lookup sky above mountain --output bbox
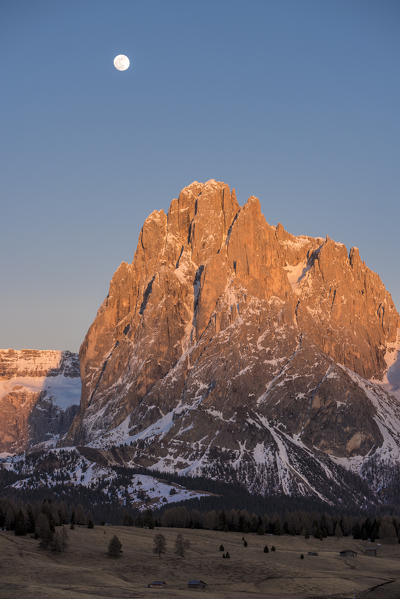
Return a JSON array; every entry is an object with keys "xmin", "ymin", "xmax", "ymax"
[{"xmin": 1, "ymin": 0, "xmax": 399, "ymax": 351}]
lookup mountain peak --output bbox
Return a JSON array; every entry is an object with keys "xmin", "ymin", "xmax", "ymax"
[{"xmin": 65, "ymin": 181, "xmax": 399, "ymax": 504}]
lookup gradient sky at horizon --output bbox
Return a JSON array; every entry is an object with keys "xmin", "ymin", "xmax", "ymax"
[{"xmin": 1, "ymin": 0, "xmax": 399, "ymax": 352}]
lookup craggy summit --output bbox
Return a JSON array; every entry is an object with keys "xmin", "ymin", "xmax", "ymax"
[{"xmin": 65, "ymin": 180, "xmax": 400, "ymax": 503}]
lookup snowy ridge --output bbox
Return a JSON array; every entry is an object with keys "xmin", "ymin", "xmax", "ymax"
[{"xmin": 0, "ymin": 349, "xmax": 68, "ymax": 375}]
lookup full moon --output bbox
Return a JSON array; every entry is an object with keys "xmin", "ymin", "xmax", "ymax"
[{"xmin": 113, "ymin": 54, "xmax": 130, "ymax": 71}]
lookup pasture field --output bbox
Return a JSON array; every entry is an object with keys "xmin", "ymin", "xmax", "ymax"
[{"xmin": 0, "ymin": 525, "xmax": 399, "ymax": 598}]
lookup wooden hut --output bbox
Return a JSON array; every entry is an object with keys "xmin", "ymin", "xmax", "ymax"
[
  {"xmin": 188, "ymin": 580, "xmax": 207, "ymax": 589},
  {"xmin": 339, "ymin": 550, "xmax": 357, "ymax": 558}
]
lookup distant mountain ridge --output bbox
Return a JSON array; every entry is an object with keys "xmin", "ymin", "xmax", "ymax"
[
  {"xmin": 60, "ymin": 179, "xmax": 400, "ymax": 506},
  {"xmin": 0, "ymin": 349, "xmax": 80, "ymax": 453}
]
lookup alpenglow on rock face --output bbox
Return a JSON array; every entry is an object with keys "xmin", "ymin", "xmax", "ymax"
[
  {"xmin": 0, "ymin": 349, "xmax": 80, "ymax": 453},
  {"xmin": 68, "ymin": 180, "xmax": 400, "ymax": 504}
]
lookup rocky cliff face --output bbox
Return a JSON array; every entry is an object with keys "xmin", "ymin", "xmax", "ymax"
[
  {"xmin": 0, "ymin": 350, "xmax": 80, "ymax": 453},
  {"xmin": 68, "ymin": 180, "xmax": 400, "ymax": 504}
]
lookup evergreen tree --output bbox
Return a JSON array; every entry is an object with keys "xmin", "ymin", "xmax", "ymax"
[
  {"xmin": 272, "ymin": 519, "xmax": 281, "ymax": 535},
  {"xmin": 5, "ymin": 507, "xmax": 15, "ymax": 531},
  {"xmin": 36, "ymin": 513, "xmax": 54, "ymax": 549},
  {"xmin": 40, "ymin": 500, "xmax": 56, "ymax": 532},
  {"xmin": 362, "ymin": 518, "xmax": 372, "ymax": 541},
  {"xmin": 334, "ymin": 522, "xmax": 343, "ymax": 538},
  {"xmin": 57, "ymin": 501, "xmax": 68, "ymax": 525},
  {"xmin": 51, "ymin": 526, "xmax": 68, "ymax": 552},
  {"xmin": 312, "ymin": 521, "xmax": 322, "ymax": 540},
  {"xmin": 352, "ymin": 522, "xmax": 362, "ymax": 539},
  {"xmin": 370, "ymin": 519, "xmax": 379, "ymax": 542},
  {"xmin": 241, "ymin": 510, "xmax": 251, "ymax": 533},
  {"xmin": 108, "ymin": 535, "xmax": 122, "ymax": 557},
  {"xmin": 175, "ymin": 533, "xmax": 190, "ymax": 557},
  {"xmin": 75, "ymin": 504, "xmax": 86, "ymax": 525},
  {"xmin": 153, "ymin": 533, "xmax": 166, "ymax": 558},
  {"xmin": 26, "ymin": 505, "xmax": 35, "ymax": 534},
  {"xmin": 123, "ymin": 513, "xmax": 134, "ymax": 526},
  {"xmin": 379, "ymin": 517, "xmax": 398, "ymax": 542},
  {"xmin": 144, "ymin": 509, "xmax": 154, "ymax": 529},
  {"xmin": 341, "ymin": 516, "xmax": 352, "ymax": 536},
  {"xmin": 14, "ymin": 510, "xmax": 27, "ymax": 536},
  {"xmin": 204, "ymin": 510, "xmax": 218, "ymax": 530},
  {"xmin": 218, "ymin": 510, "xmax": 227, "ymax": 531}
]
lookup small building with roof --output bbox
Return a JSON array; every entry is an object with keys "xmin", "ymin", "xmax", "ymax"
[
  {"xmin": 339, "ymin": 550, "xmax": 357, "ymax": 558},
  {"xmin": 188, "ymin": 580, "xmax": 207, "ymax": 589},
  {"xmin": 147, "ymin": 581, "xmax": 167, "ymax": 588}
]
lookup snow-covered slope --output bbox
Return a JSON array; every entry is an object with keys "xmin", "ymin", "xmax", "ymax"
[
  {"xmin": 65, "ymin": 333, "xmax": 399, "ymax": 507},
  {"xmin": 0, "ymin": 448, "xmax": 208, "ymax": 511},
  {"xmin": 0, "ymin": 372, "xmax": 80, "ymax": 411},
  {"xmin": 374, "ymin": 330, "xmax": 400, "ymax": 401}
]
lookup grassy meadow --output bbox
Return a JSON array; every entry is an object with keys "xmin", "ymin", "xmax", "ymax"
[{"xmin": 0, "ymin": 525, "xmax": 399, "ymax": 598}]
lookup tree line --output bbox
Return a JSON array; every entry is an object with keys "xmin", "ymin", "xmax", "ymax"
[
  {"xmin": 0, "ymin": 497, "xmax": 93, "ymax": 550},
  {"xmin": 152, "ymin": 505, "xmax": 400, "ymax": 542},
  {"xmin": 2, "ymin": 497, "xmax": 399, "ymax": 544}
]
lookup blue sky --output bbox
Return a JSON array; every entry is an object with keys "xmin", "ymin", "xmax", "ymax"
[{"xmin": 1, "ymin": 0, "xmax": 399, "ymax": 351}]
